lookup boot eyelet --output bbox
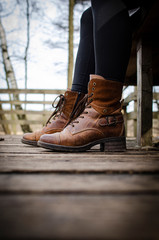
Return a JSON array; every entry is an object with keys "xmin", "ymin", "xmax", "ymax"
[
  {"xmin": 93, "ymin": 82, "xmax": 96, "ymax": 86},
  {"xmin": 92, "ymin": 87, "xmax": 95, "ymax": 91},
  {"xmin": 103, "ymin": 109, "xmax": 107, "ymax": 113}
]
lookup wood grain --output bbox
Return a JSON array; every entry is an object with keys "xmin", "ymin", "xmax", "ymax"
[
  {"xmin": 0, "ymin": 135, "xmax": 159, "ymax": 240},
  {"xmin": 0, "ymin": 195, "xmax": 159, "ymax": 240},
  {"xmin": 0, "ymin": 153, "xmax": 159, "ymax": 173},
  {"xmin": 0, "ymin": 174, "xmax": 159, "ymax": 194}
]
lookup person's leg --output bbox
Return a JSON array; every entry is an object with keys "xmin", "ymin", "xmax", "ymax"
[
  {"xmin": 71, "ymin": 7, "xmax": 95, "ymax": 94},
  {"xmin": 91, "ymin": 0, "xmax": 132, "ymax": 83},
  {"xmin": 39, "ymin": 1, "xmax": 133, "ymax": 152}
]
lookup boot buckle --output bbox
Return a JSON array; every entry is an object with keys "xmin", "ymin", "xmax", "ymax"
[{"xmin": 106, "ymin": 115, "xmax": 117, "ymax": 126}]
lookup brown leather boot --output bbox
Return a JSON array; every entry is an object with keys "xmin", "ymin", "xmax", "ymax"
[
  {"xmin": 38, "ymin": 75, "xmax": 126, "ymax": 152},
  {"xmin": 22, "ymin": 90, "xmax": 85, "ymax": 146}
]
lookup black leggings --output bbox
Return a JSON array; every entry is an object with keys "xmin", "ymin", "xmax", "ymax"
[{"xmin": 72, "ymin": 0, "xmax": 138, "ymax": 93}]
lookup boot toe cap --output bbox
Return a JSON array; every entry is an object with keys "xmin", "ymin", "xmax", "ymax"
[
  {"xmin": 23, "ymin": 132, "xmax": 36, "ymax": 141},
  {"xmin": 39, "ymin": 133, "xmax": 61, "ymax": 145}
]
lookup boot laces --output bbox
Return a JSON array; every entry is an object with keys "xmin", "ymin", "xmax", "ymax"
[
  {"xmin": 46, "ymin": 94, "xmax": 65, "ymax": 125},
  {"xmin": 70, "ymin": 93, "xmax": 93, "ymax": 127}
]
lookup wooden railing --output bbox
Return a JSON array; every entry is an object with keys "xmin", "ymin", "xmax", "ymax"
[
  {"xmin": 123, "ymin": 89, "xmax": 159, "ymax": 137},
  {"xmin": 0, "ymin": 89, "xmax": 65, "ymax": 134},
  {"xmin": 0, "ymin": 88, "xmax": 159, "ymax": 136}
]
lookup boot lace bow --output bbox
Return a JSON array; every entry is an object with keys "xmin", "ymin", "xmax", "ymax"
[{"xmin": 46, "ymin": 94, "xmax": 65, "ymax": 125}]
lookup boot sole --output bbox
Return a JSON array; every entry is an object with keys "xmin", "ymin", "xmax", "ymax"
[
  {"xmin": 38, "ymin": 136, "xmax": 126, "ymax": 152},
  {"xmin": 21, "ymin": 138, "xmax": 38, "ymax": 146}
]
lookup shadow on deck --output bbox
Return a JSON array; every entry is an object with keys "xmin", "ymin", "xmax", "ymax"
[{"xmin": 0, "ymin": 135, "xmax": 159, "ymax": 240}]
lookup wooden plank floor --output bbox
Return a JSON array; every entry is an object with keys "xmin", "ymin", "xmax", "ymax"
[{"xmin": 0, "ymin": 135, "xmax": 159, "ymax": 240}]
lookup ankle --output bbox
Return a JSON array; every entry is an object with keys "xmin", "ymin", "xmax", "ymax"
[{"xmin": 71, "ymin": 84, "xmax": 88, "ymax": 94}]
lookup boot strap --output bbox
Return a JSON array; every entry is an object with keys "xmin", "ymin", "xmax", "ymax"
[
  {"xmin": 91, "ymin": 102, "xmax": 121, "ymax": 115},
  {"xmin": 99, "ymin": 115, "xmax": 124, "ymax": 127}
]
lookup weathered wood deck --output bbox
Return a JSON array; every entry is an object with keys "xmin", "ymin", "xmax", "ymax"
[{"xmin": 0, "ymin": 135, "xmax": 159, "ymax": 240}]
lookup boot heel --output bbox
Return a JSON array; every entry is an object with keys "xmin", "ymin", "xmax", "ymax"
[
  {"xmin": 100, "ymin": 137, "xmax": 126, "ymax": 152},
  {"xmin": 100, "ymin": 143, "xmax": 105, "ymax": 152}
]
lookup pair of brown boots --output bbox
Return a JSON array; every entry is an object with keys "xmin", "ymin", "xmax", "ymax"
[{"xmin": 22, "ymin": 75, "xmax": 126, "ymax": 152}]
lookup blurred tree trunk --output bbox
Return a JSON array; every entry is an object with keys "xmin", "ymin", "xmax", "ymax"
[
  {"xmin": 24, "ymin": 0, "xmax": 30, "ymax": 109},
  {"xmin": 0, "ymin": 17, "xmax": 32, "ymax": 133},
  {"xmin": 0, "ymin": 103, "xmax": 11, "ymax": 134},
  {"xmin": 67, "ymin": 0, "xmax": 75, "ymax": 88}
]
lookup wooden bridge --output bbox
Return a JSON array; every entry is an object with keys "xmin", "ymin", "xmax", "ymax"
[
  {"xmin": 0, "ymin": 135, "xmax": 159, "ymax": 240},
  {"xmin": 1, "ymin": 1, "xmax": 159, "ymax": 146},
  {"xmin": 0, "ymin": 1, "xmax": 159, "ymax": 239}
]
